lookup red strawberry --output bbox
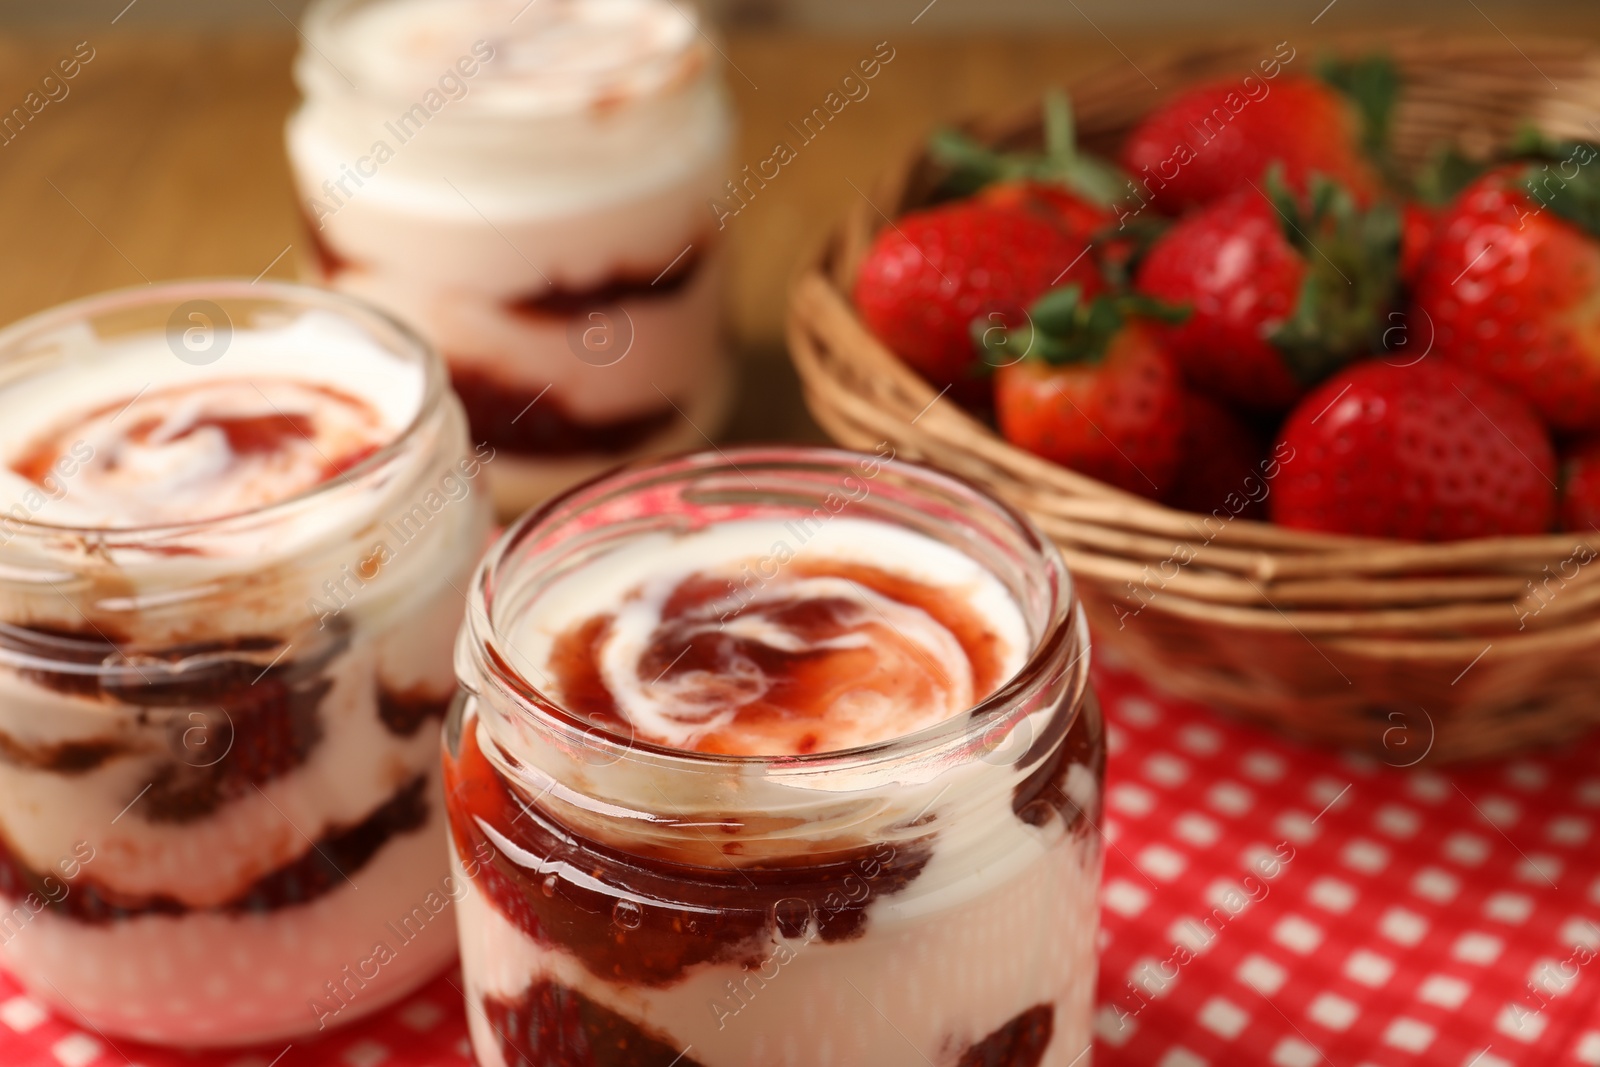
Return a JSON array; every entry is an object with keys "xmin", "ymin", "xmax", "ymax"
[
  {"xmin": 1269, "ymin": 361, "xmax": 1556, "ymax": 541},
  {"xmin": 980, "ymin": 179, "xmax": 1113, "ymax": 237},
  {"xmin": 981, "ymin": 178, "xmax": 1156, "ymax": 292},
  {"xmin": 1166, "ymin": 393, "xmax": 1266, "ymax": 516},
  {"xmin": 1121, "ymin": 73, "xmax": 1384, "ymax": 214},
  {"xmin": 1399, "ymin": 201, "xmax": 1437, "ymax": 287},
  {"xmin": 1135, "ymin": 174, "xmax": 1400, "ymax": 411},
  {"xmin": 853, "ymin": 198, "xmax": 1105, "ymax": 400},
  {"xmin": 1560, "ymin": 438, "xmax": 1600, "ymax": 532},
  {"xmin": 986, "ymin": 287, "xmax": 1187, "ymax": 497},
  {"xmin": 1412, "ymin": 160, "xmax": 1600, "ymax": 432}
]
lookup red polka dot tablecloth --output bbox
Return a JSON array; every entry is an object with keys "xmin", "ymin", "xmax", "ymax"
[{"xmin": 2, "ymin": 663, "xmax": 1598, "ymax": 1067}]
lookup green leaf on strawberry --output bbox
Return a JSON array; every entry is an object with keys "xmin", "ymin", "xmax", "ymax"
[
  {"xmin": 1413, "ymin": 125, "xmax": 1598, "ymax": 208},
  {"xmin": 1318, "ymin": 54, "xmax": 1401, "ymax": 169},
  {"xmin": 929, "ymin": 90, "xmax": 1129, "ymax": 208},
  {"xmin": 1415, "ymin": 143, "xmax": 1488, "ymax": 206},
  {"xmin": 987, "ymin": 286, "xmax": 1191, "ymax": 498},
  {"xmin": 1262, "ymin": 166, "xmax": 1401, "ymax": 387},
  {"xmin": 974, "ymin": 284, "xmax": 1188, "ymax": 368},
  {"xmin": 1518, "ymin": 142, "xmax": 1600, "ymax": 239},
  {"xmin": 1135, "ymin": 171, "xmax": 1401, "ymax": 411}
]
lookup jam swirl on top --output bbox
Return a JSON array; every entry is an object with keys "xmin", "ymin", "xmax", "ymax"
[
  {"xmin": 10, "ymin": 377, "xmax": 390, "ymax": 526},
  {"xmin": 547, "ymin": 559, "xmax": 1015, "ymax": 757}
]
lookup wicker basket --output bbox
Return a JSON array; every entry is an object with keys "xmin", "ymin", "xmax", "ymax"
[{"xmin": 787, "ymin": 37, "xmax": 1600, "ymax": 762}]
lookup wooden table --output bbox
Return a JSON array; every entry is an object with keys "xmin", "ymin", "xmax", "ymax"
[{"xmin": 0, "ymin": 18, "xmax": 1595, "ymax": 441}]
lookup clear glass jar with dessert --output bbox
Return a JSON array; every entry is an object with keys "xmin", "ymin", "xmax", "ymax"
[
  {"xmin": 286, "ymin": 0, "xmax": 734, "ymax": 517},
  {"xmin": 0, "ymin": 280, "xmax": 491, "ymax": 1044},
  {"xmin": 445, "ymin": 446, "xmax": 1104, "ymax": 1067}
]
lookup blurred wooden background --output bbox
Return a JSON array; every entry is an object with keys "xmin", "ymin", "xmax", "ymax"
[{"xmin": 0, "ymin": 9, "xmax": 1596, "ymax": 438}]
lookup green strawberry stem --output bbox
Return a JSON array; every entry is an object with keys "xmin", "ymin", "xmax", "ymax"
[
  {"xmin": 1516, "ymin": 136, "xmax": 1600, "ymax": 240},
  {"xmin": 1413, "ymin": 124, "xmax": 1600, "ymax": 211},
  {"xmin": 972, "ymin": 285, "xmax": 1187, "ymax": 368},
  {"xmin": 1414, "ymin": 143, "xmax": 1488, "ymax": 206},
  {"xmin": 1262, "ymin": 165, "xmax": 1401, "ymax": 385},
  {"xmin": 1319, "ymin": 54, "xmax": 1400, "ymax": 165},
  {"xmin": 929, "ymin": 89, "xmax": 1129, "ymax": 207}
]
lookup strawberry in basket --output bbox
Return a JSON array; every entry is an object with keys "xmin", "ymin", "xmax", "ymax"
[
  {"xmin": 979, "ymin": 285, "xmax": 1189, "ymax": 498},
  {"xmin": 852, "ymin": 196, "xmax": 1106, "ymax": 407},
  {"xmin": 1560, "ymin": 438, "xmax": 1600, "ymax": 532},
  {"xmin": 1119, "ymin": 58, "xmax": 1392, "ymax": 213},
  {"xmin": 1166, "ymin": 392, "xmax": 1269, "ymax": 517},
  {"xmin": 1398, "ymin": 200, "xmax": 1439, "ymax": 287},
  {"xmin": 853, "ymin": 93, "xmax": 1126, "ymax": 407},
  {"xmin": 1135, "ymin": 169, "xmax": 1401, "ymax": 412},
  {"xmin": 1412, "ymin": 156, "xmax": 1600, "ymax": 433},
  {"xmin": 1268, "ymin": 360, "xmax": 1556, "ymax": 540}
]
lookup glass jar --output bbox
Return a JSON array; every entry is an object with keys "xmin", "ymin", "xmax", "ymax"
[
  {"xmin": 286, "ymin": 0, "xmax": 735, "ymax": 518},
  {"xmin": 0, "ymin": 281, "xmax": 491, "ymax": 1044},
  {"xmin": 445, "ymin": 446, "xmax": 1104, "ymax": 1067}
]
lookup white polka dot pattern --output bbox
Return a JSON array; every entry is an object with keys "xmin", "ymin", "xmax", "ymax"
[
  {"xmin": 0, "ymin": 977, "xmax": 474, "ymax": 1067},
  {"xmin": 1089, "ymin": 665, "xmax": 1600, "ymax": 1066}
]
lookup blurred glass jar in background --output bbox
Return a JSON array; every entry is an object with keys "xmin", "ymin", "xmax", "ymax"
[
  {"xmin": 0, "ymin": 281, "xmax": 489, "ymax": 1044},
  {"xmin": 287, "ymin": 0, "xmax": 735, "ymax": 518}
]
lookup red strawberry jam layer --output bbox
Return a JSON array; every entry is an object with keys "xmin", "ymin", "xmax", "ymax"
[
  {"xmin": 0, "ymin": 621, "xmax": 352, "ymax": 822},
  {"xmin": 10, "ymin": 377, "xmax": 389, "ymax": 526},
  {"xmin": 0, "ymin": 616, "xmax": 451, "ymax": 760},
  {"xmin": 447, "ymin": 366, "xmax": 677, "ymax": 459},
  {"xmin": 544, "ymin": 559, "xmax": 1014, "ymax": 757},
  {"xmin": 506, "ymin": 243, "xmax": 704, "ymax": 319},
  {"xmin": 376, "ymin": 686, "xmax": 455, "ymax": 738},
  {"xmin": 445, "ymin": 716, "xmax": 933, "ymax": 988},
  {"xmin": 0, "ymin": 773, "xmax": 428, "ymax": 921},
  {"xmin": 960, "ymin": 1005, "xmax": 1057, "ymax": 1067},
  {"xmin": 303, "ymin": 211, "xmax": 705, "ymax": 317},
  {"xmin": 485, "ymin": 980, "xmax": 1059, "ymax": 1067},
  {"xmin": 0, "ymin": 615, "xmax": 454, "ymax": 913},
  {"xmin": 486, "ymin": 980, "xmax": 702, "ymax": 1067}
]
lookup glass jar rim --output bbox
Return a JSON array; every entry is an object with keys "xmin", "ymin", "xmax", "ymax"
[
  {"xmin": 0, "ymin": 277, "xmax": 447, "ymax": 540},
  {"xmin": 296, "ymin": 0, "xmax": 713, "ymax": 116},
  {"xmin": 464, "ymin": 444, "xmax": 1091, "ymax": 774}
]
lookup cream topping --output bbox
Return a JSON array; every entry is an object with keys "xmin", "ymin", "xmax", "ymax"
[{"xmin": 508, "ymin": 518, "xmax": 1029, "ymax": 756}]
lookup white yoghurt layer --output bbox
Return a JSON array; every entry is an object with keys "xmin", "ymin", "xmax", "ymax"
[{"xmin": 3, "ymin": 804, "xmax": 457, "ymax": 1046}]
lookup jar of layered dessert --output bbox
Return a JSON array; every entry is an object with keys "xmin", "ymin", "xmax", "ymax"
[
  {"xmin": 286, "ymin": 0, "xmax": 735, "ymax": 518},
  {"xmin": 0, "ymin": 281, "xmax": 491, "ymax": 1044},
  {"xmin": 445, "ymin": 446, "xmax": 1104, "ymax": 1067}
]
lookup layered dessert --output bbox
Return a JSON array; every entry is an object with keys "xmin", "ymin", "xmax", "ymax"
[
  {"xmin": 0, "ymin": 283, "xmax": 490, "ymax": 1044},
  {"xmin": 287, "ymin": 0, "xmax": 734, "ymax": 516},
  {"xmin": 446, "ymin": 451, "xmax": 1103, "ymax": 1067}
]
